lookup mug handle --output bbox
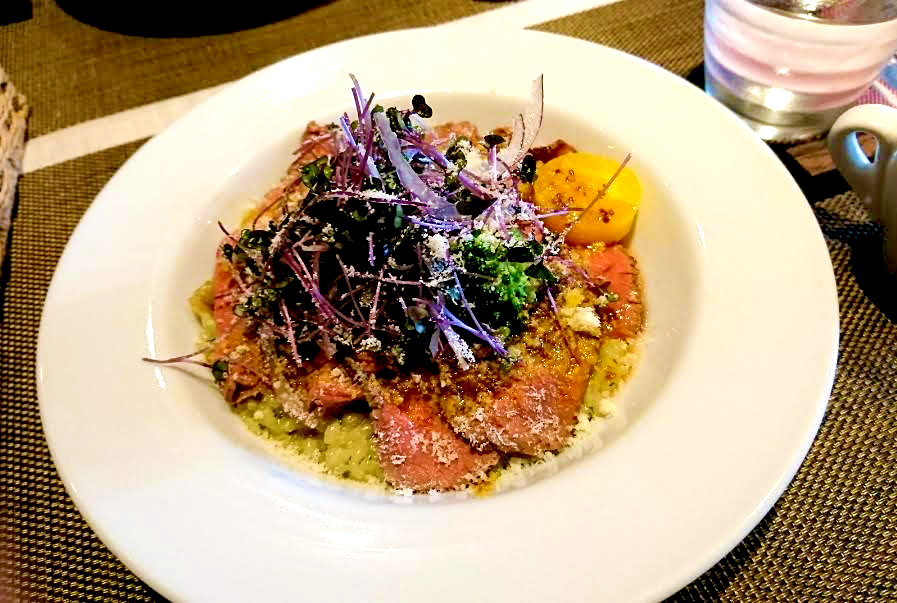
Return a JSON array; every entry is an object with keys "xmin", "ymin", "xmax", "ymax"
[
  {"xmin": 828, "ymin": 104, "xmax": 897, "ymax": 273},
  {"xmin": 828, "ymin": 104, "xmax": 897, "ymax": 219}
]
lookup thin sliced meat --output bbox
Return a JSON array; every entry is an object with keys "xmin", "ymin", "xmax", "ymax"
[
  {"xmin": 254, "ymin": 123, "xmax": 341, "ymax": 227},
  {"xmin": 529, "ymin": 139, "xmax": 577, "ymax": 164},
  {"xmin": 292, "ymin": 121, "xmax": 340, "ymax": 165},
  {"xmin": 208, "ymin": 249, "xmax": 267, "ymax": 403},
  {"xmin": 426, "ymin": 121, "xmax": 479, "ymax": 151},
  {"xmin": 587, "ymin": 245, "xmax": 644, "ymax": 339},
  {"xmin": 212, "ymin": 250, "xmax": 240, "ymax": 335},
  {"xmin": 374, "ymin": 396, "xmax": 499, "ymax": 491},
  {"xmin": 352, "ymin": 351, "xmax": 382, "ymax": 374},
  {"xmin": 208, "ymin": 122, "xmax": 341, "ymax": 405},
  {"xmin": 446, "ymin": 364, "xmax": 588, "ymax": 456},
  {"xmin": 208, "ymin": 322, "xmax": 266, "ymax": 404},
  {"xmin": 302, "ymin": 362, "xmax": 364, "ymax": 412}
]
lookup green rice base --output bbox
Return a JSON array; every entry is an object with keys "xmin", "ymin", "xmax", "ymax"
[
  {"xmin": 238, "ymin": 399, "xmax": 384, "ymax": 483},
  {"xmin": 191, "ymin": 280, "xmax": 633, "ymax": 490}
]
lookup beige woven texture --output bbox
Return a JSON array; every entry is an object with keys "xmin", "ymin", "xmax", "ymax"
[
  {"xmin": 0, "ymin": 0, "xmax": 492, "ymax": 137},
  {"xmin": 0, "ymin": 65, "xmax": 27, "ymax": 271}
]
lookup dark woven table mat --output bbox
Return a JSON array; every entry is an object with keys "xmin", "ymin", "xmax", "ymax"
[
  {"xmin": 3, "ymin": 0, "xmax": 897, "ymax": 600},
  {"xmin": 534, "ymin": 0, "xmax": 703, "ymax": 77},
  {"xmin": 0, "ymin": 0, "xmax": 493, "ymax": 138},
  {"xmin": 1, "ymin": 140, "xmax": 150, "ymax": 601}
]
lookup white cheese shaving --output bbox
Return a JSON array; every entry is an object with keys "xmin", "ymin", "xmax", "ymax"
[
  {"xmin": 425, "ymin": 233, "xmax": 450, "ymax": 260},
  {"xmin": 461, "ymin": 141, "xmax": 490, "ymax": 179},
  {"xmin": 559, "ymin": 306, "xmax": 603, "ymax": 336},
  {"xmin": 358, "ymin": 336, "xmax": 382, "ymax": 352}
]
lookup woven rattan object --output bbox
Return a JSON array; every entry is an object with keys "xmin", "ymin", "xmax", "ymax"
[{"xmin": 0, "ymin": 65, "xmax": 28, "ymax": 270}]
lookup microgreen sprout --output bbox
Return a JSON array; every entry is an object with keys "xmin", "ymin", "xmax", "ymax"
[{"xmin": 206, "ymin": 76, "xmax": 558, "ymax": 369}]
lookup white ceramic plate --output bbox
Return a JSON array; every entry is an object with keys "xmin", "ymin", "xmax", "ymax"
[{"xmin": 37, "ymin": 27, "xmax": 838, "ymax": 603}]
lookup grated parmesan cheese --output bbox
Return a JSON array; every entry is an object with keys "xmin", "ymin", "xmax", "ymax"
[
  {"xmin": 425, "ymin": 233, "xmax": 450, "ymax": 260},
  {"xmin": 559, "ymin": 306, "xmax": 604, "ymax": 337}
]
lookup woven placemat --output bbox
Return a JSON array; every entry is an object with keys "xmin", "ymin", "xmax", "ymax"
[
  {"xmin": 1, "ymin": 140, "xmax": 154, "ymax": 601},
  {"xmin": 0, "ymin": 0, "xmax": 493, "ymax": 138},
  {"xmin": 534, "ymin": 0, "xmax": 703, "ymax": 77},
  {"xmin": 2, "ymin": 0, "xmax": 896, "ymax": 600}
]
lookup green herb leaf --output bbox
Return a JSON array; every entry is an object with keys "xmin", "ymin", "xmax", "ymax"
[
  {"xmin": 300, "ymin": 156, "xmax": 333, "ymax": 191},
  {"xmin": 524, "ymin": 261, "xmax": 558, "ymax": 285},
  {"xmin": 519, "ymin": 154, "xmax": 537, "ymax": 183},
  {"xmin": 506, "ymin": 240, "xmax": 543, "ymax": 262},
  {"xmin": 239, "ymin": 229, "xmax": 273, "ymax": 252},
  {"xmin": 386, "ymin": 107, "xmax": 404, "ymax": 133},
  {"xmin": 453, "ymin": 191, "xmax": 489, "ymax": 217},
  {"xmin": 445, "ymin": 137, "xmax": 469, "ymax": 166},
  {"xmin": 211, "ymin": 359, "xmax": 228, "ymax": 382},
  {"xmin": 411, "ymin": 94, "xmax": 433, "ymax": 118}
]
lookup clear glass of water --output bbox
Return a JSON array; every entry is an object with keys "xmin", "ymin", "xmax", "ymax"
[{"xmin": 704, "ymin": 0, "xmax": 897, "ymax": 141}]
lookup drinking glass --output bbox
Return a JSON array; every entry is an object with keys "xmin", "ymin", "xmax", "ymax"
[{"xmin": 704, "ymin": 0, "xmax": 897, "ymax": 141}]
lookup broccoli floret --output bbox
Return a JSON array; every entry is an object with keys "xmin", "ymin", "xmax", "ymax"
[
  {"xmin": 494, "ymin": 261, "xmax": 538, "ymax": 311},
  {"xmin": 454, "ymin": 229, "xmax": 547, "ymax": 333}
]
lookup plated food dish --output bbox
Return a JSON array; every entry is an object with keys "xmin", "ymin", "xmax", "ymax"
[
  {"xmin": 158, "ymin": 77, "xmax": 646, "ymax": 494},
  {"xmin": 37, "ymin": 28, "xmax": 838, "ymax": 603}
]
